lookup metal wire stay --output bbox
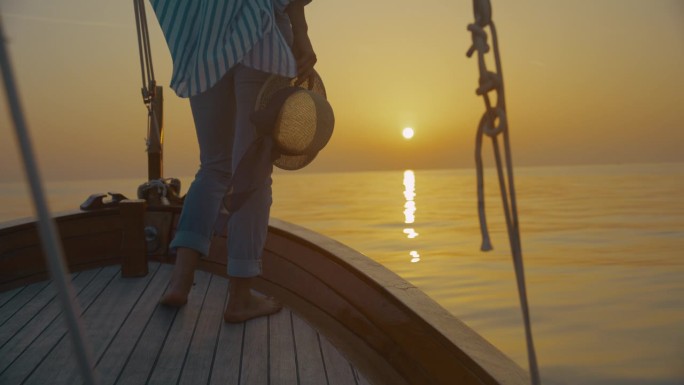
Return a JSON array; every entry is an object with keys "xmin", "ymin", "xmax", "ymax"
[{"xmin": 0, "ymin": 15, "xmax": 98, "ymax": 385}]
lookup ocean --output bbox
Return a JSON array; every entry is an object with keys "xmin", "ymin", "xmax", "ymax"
[{"xmin": 1, "ymin": 163, "xmax": 683, "ymax": 385}]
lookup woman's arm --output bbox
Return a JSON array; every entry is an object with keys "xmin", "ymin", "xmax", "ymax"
[{"xmin": 286, "ymin": 0, "xmax": 316, "ymax": 85}]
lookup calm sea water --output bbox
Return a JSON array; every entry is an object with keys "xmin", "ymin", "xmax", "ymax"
[{"xmin": 1, "ymin": 163, "xmax": 683, "ymax": 385}]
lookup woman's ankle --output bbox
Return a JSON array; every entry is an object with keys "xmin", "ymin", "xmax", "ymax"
[{"xmin": 160, "ymin": 248, "xmax": 200, "ymax": 306}]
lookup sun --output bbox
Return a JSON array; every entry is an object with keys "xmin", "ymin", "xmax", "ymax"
[{"xmin": 402, "ymin": 127, "xmax": 414, "ymax": 139}]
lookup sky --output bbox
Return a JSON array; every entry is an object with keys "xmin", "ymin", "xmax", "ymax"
[{"xmin": 1, "ymin": 0, "xmax": 683, "ymax": 182}]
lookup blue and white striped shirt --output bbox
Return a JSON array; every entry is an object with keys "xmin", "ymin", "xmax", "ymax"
[{"xmin": 149, "ymin": 0, "xmax": 308, "ymax": 97}]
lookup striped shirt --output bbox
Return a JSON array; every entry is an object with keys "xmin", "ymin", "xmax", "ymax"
[{"xmin": 149, "ymin": 0, "xmax": 309, "ymax": 97}]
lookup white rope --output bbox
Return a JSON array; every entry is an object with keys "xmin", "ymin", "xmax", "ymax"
[
  {"xmin": 138, "ymin": 178, "xmax": 171, "ymax": 205},
  {"xmin": 0, "ymin": 15, "xmax": 97, "ymax": 385},
  {"xmin": 467, "ymin": 1, "xmax": 541, "ymax": 384}
]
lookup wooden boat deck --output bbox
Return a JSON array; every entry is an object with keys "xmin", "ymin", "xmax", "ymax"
[
  {"xmin": 0, "ymin": 262, "xmax": 371, "ymax": 385},
  {"xmin": 1, "ymin": 210, "xmax": 530, "ymax": 385}
]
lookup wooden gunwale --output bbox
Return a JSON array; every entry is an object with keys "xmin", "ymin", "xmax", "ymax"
[
  {"xmin": 258, "ymin": 219, "xmax": 529, "ymax": 385},
  {"xmin": 0, "ymin": 208, "xmax": 529, "ymax": 385},
  {"xmin": 0, "ymin": 209, "xmax": 122, "ymax": 289}
]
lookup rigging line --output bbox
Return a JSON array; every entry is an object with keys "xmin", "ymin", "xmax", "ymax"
[
  {"xmin": 134, "ymin": 0, "xmax": 163, "ymax": 159},
  {"xmin": 0, "ymin": 16, "xmax": 98, "ymax": 385},
  {"xmin": 467, "ymin": 1, "xmax": 541, "ymax": 384},
  {"xmin": 134, "ymin": 0, "xmax": 156, "ymax": 95},
  {"xmin": 134, "ymin": 0, "xmax": 147, "ymax": 93},
  {"xmin": 139, "ymin": 0, "xmax": 156, "ymax": 85}
]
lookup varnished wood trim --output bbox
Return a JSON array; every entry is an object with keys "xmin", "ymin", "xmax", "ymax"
[
  {"xmin": 0, "ymin": 210, "xmax": 123, "ymax": 291},
  {"xmin": 120, "ymin": 200, "xmax": 149, "ymax": 278}
]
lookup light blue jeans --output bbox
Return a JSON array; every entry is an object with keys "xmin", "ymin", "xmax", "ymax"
[{"xmin": 170, "ymin": 64, "xmax": 272, "ymax": 278}]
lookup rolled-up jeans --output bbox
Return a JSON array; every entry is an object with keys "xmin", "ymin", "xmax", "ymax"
[{"xmin": 170, "ymin": 64, "xmax": 272, "ymax": 278}]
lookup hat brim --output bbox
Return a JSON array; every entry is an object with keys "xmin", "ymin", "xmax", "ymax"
[
  {"xmin": 274, "ymin": 152, "xmax": 318, "ymax": 171},
  {"xmin": 255, "ymin": 72, "xmax": 327, "ymax": 111},
  {"xmin": 254, "ymin": 71, "xmax": 329, "ymax": 171}
]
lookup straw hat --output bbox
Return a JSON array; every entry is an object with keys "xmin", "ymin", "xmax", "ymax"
[{"xmin": 251, "ymin": 70, "xmax": 334, "ymax": 170}]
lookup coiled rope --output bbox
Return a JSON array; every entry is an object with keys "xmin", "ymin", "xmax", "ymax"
[
  {"xmin": 0, "ymin": 15, "xmax": 98, "ymax": 385},
  {"xmin": 466, "ymin": 1, "xmax": 541, "ymax": 384}
]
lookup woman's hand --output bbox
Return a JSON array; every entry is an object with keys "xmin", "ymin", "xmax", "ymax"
[
  {"xmin": 287, "ymin": 1, "xmax": 316, "ymax": 86},
  {"xmin": 292, "ymin": 31, "xmax": 316, "ymax": 85}
]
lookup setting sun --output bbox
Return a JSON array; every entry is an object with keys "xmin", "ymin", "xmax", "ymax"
[{"xmin": 402, "ymin": 127, "xmax": 414, "ymax": 139}]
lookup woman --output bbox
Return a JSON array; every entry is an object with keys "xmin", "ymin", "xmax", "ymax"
[{"xmin": 150, "ymin": 0, "xmax": 316, "ymax": 322}]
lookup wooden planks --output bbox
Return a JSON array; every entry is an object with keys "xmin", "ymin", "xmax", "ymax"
[
  {"xmin": 0, "ymin": 269, "xmax": 98, "ymax": 374},
  {"xmin": 209, "ymin": 315, "xmax": 244, "ymax": 384},
  {"xmin": 177, "ymin": 274, "xmax": 227, "ymax": 385},
  {"xmin": 22, "ymin": 263, "xmax": 157, "ymax": 385},
  {"xmin": 241, "ymin": 310, "xmax": 269, "ymax": 385},
  {"xmin": 0, "ymin": 285, "xmax": 23, "ymax": 308},
  {"xmin": 0, "ymin": 264, "xmax": 366, "ymax": 385},
  {"xmin": 321, "ymin": 335, "xmax": 357, "ymax": 385},
  {"xmin": 95, "ymin": 263, "xmax": 171, "ymax": 385},
  {"xmin": 146, "ymin": 269, "xmax": 212, "ymax": 384},
  {"xmin": 0, "ymin": 280, "xmax": 50, "ymax": 328},
  {"xmin": 0, "ymin": 266, "xmax": 119, "ymax": 384},
  {"xmin": 292, "ymin": 312, "xmax": 328, "ymax": 385},
  {"xmin": 269, "ymin": 309, "xmax": 298, "ymax": 385},
  {"xmin": 113, "ymin": 278, "xmax": 178, "ymax": 384}
]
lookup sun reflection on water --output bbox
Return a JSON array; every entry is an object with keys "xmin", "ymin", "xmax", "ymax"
[
  {"xmin": 403, "ymin": 228, "xmax": 418, "ymax": 239},
  {"xmin": 404, "ymin": 201, "xmax": 416, "ymax": 224},
  {"xmin": 403, "ymin": 170, "xmax": 420, "ymax": 263},
  {"xmin": 409, "ymin": 250, "xmax": 420, "ymax": 263}
]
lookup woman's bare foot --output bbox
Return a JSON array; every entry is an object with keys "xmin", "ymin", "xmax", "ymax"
[
  {"xmin": 224, "ymin": 277, "xmax": 283, "ymax": 323},
  {"xmin": 160, "ymin": 248, "xmax": 200, "ymax": 307},
  {"xmin": 160, "ymin": 291, "xmax": 189, "ymax": 307},
  {"xmin": 223, "ymin": 294, "xmax": 282, "ymax": 323}
]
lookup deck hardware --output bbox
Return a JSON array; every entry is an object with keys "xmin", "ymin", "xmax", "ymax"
[
  {"xmin": 80, "ymin": 192, "xmax": 129, "ymax": 211},
  {"xmin": 144, "ymin": 225, "xmax": 160, "ymax": 254}
]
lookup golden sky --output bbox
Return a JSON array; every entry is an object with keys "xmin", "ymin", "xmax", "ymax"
[{"xmin": 1, "ymin": 0, "xmax": 683, "ymax": 181}]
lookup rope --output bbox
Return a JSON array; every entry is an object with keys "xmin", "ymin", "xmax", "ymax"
[
  {"xmin": 134, "ymin": 0, "xmax": 155, "ymax": 99},
  {"xmin": 466, "ymin": 1, "xmax": 541, "ymax": 384},
  {"xmin": 138, "ymin": 178, "xmax": 172, "ymax": 205},
  {"xmin": 133, "ymin": 0, "xmax": 162, "ymax": 155},
  {"xmin": 0, "ymin": 16, "xmax": 98, "ymax": 385}
]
